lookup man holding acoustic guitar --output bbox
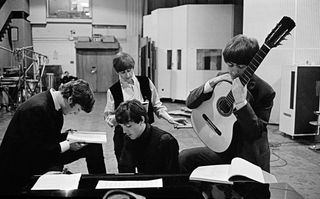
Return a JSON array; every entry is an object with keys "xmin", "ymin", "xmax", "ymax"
[
  {"xmin": 180, "ymin": 34, "xmax": 278, "ymax": 198},
  {"xmin": 180, "ymin": 16, "xmax": 295, "ymax": 197},
  {"xmin": 179, "ymin": 34, "xmax": 276, "ymax": 172}
]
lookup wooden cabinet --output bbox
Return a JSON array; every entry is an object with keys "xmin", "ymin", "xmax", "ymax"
[{"xmin": 75, "ymin": 41, "xmax": 120, "ymax": 92}]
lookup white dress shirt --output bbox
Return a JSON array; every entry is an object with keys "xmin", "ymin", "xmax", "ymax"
[{"xmin": 104, "ymin": 74, "xmax": 169, "ymax": 126}]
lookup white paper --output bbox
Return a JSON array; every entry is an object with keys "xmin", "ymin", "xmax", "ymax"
[
  {"xmin": 31, "ymin": 173, "xmax": 81, "ymax": 190},
  {"xmin": 67, "ymin": 131, "xmax": 107, "ymax": 144},
  {"xmin": 96, "ymin": 178, "xmax": 163, "ymax": 189},
  {"xmin": 190, "ymin": 164, "xmax": 233, "ymax": 184},
  {"xmin": 141, "ymin": 101, "xmax": 149, "ymax": 111},
  {"xmin": 229, "ymin": 157, "xmax": 265, "ymax": 183}
]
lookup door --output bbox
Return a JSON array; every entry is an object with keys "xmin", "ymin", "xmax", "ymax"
[
  {"xmin": 76, "ymin": 49, "xmax": 118, "ymax": 92},
  {"xmin": 96, "ymin": 51, "xmax": 118, "ymax": 92},
  {"xmin": 76, "ymin": 50, "xmax": 98, "ymax": 91}
]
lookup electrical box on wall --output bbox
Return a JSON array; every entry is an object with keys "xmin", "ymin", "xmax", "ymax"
[{"xmin": 279, "ymin": 65, "xmax": 320, "ymax": 137}]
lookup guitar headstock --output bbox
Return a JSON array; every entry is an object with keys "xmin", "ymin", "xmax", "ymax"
[{"xmin": 265, "ymin": 16, "xmax": 296, "ymax": 48}]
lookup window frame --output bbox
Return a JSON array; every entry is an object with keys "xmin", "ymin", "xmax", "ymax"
[{"xmin": 46, "ymin": 0, "xmax": 92, "ymax": 19}]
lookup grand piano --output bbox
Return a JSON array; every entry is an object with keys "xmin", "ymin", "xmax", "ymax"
[{"xmin": 0, "ymin": 173, "xmax": 304, "ymax": 199}]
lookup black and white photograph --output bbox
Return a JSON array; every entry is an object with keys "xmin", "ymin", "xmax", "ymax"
[{"xmin": 0, "ymin": 0, "xmax": 319, "ymax": 198}]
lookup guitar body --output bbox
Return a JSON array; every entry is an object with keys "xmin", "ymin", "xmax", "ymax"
[{"xmin": 191, "ymin": 80, "xmax": 236, "ymax": 153}]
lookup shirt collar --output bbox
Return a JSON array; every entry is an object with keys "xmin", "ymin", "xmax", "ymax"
[{"xmin": 49, "ymin": 88, "xmax": 65, "ymax": 111}]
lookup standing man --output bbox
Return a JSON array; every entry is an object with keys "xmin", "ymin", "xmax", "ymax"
[
  {"xmin": 115, "ymin": 99, "xmax": 179, "ymax": 174},
  {"xmin": 179, "ymin": 34, "xmax": 276, "ymax": 198},
  {"xmin": 104, "ymin": 52, "xmax": 186, "ymax": 165},
  {"xmin": 0, "ymin": 79, "xmax": 106, "ymax": 191}
]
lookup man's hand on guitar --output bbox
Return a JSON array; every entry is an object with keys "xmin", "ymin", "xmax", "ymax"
[
  {"xmin": 204, "ymin": 73, "xmax": 232, "ymax": 93},
  {"xmin": 232, "ymin": 78, "xmax": 247, "ymax": 110},
  {"xmin": 208, "ymin": 73, "xmax": 232, "ymax": 88}
]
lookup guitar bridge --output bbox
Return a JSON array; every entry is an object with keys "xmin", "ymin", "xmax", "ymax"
[{"xmin": 202, "ymin": 114, "xmax": 222, "ymax": 136}]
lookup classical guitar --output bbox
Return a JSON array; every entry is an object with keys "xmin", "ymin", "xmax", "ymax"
[{"xmin": 191, "ymin": 16, "xmax": 296, "ymax": 153}]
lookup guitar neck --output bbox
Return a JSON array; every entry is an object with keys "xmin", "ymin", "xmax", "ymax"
[{"xmin": 226, "ymin": 43, "xmax": 271, "ymax": 105}]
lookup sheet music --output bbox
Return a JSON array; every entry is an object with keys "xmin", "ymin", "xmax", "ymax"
[
  {"xmin": 96, "ymin": 178, "xmax": 163, "ymax": 189},
  {"xmin": 31, "ymin": 173, "xmax": 81, "ymax": 190},
  {"xmin": 67, "ymin": 131, "xmax": 107, "ymax": 144}
]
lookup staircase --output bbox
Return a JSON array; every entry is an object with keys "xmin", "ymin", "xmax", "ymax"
[
  {"xmin": 0, "ymin": 0, "xmax": 10, "ymax": 41},
  {"xmin": 0, "ymin": 0, "xmax": 30, "ymax": 42}
]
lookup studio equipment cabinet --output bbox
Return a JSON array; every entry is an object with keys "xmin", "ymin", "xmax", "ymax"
[
  {"xmin": 279, "ymin": 65, "xmax": 320, "ymax": 137},
  {"xmin": 143, "ymin": 5, "xmax": 235, "ymax": 100}
]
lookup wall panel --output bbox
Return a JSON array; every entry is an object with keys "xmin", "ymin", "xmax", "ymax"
[
  {"xmin": 295, "ymin": 0, "xmax": 320, "ymax": 49},
  {"xmin": 244, "ymin": 0, "xmax": 320, "ymax": 123}
]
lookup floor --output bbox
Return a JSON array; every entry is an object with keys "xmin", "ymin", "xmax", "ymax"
[{"xmin": 0, "ymin": 93, "xmax": 320, "ymax": 199}]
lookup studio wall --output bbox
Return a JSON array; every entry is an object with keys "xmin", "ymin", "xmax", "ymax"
[
  {"xmin": 244, "ymin": 0, "xmax": 320, "ymax": 123},
  {"xmin": 28, "ymin": 0, "xmax": 143, "ymax": 77}
]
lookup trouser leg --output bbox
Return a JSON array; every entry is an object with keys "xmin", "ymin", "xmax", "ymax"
[
  {"xmin": 84, "ymin": 144, "xmax": 106, "ymax": 174},
  {"xmin": 46, "ymin": 164, "xmax": 64, "ymax": 172},
  {"xmin": 113, "ymin": 125, "xmax": 124, "ymax": 163},
  {"xmin": 233, "ymin": 183, "xmax": 270, "ymax": 199},
  {"xmin": 178, "ymin": 146, "xmax": 227, "ymax": 173},
  {"xmin": 59, "ymin": 143, "xmax": 106, "ymax": 174}
]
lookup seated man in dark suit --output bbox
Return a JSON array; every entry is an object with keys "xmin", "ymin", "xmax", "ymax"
[
  {"xmin": 115, "ymin": 99, "xmax": 179, "ymax": 174},
  {"xmin": 0, "ymin": 79, "xmax": 106, "ymax": 191}
]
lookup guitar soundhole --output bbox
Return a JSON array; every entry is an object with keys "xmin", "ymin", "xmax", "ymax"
[{"xmin": 217, "ymin": 97, "xmax": 232, "ymax": 117}]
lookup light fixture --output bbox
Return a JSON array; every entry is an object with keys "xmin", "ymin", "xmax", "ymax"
[{"xmin": 69, "ymin": 30, "xmax": 76, "ymax": 41}]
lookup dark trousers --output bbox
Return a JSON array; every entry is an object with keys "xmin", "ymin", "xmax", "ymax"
[
  {"xmin": 0, "ymin": 140, "xmax": 106, "ymax": 192},
  {"xmin": 179, "ymin": 146, "xmax": 232, "ymax": 173},
  {"xmin": 57, "ymin": 143, "xmax": 106, "ymax": 174},
  {"xmin": 233, "ymin": 183, "xmax": 271, "ymax": 199},
  {"xmin": 51, "ymin": 133, "xmax": 106, "ymax": 174},
  {"xmin": 113, "ymin": 125, "xmax": 125, "ymax": 163}
]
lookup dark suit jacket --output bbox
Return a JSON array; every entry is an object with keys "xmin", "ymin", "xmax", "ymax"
[
  {"xmin": 0, "ymin": 90, "xmax": 64, "ymax": 189},
  {"xmin": 186, "ymin": 74, "xmax": 275, "ymax": 172}
]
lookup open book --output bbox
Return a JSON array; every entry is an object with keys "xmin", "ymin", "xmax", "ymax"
[
  {"xmin": 67, "ymin": 131, "xmax": 107, "ymax": 144},
  {"xmin": 190, "ymin": 157, "xmax": 277, "ymax": 184}
]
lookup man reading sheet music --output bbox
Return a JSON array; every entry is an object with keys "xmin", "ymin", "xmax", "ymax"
[
  {"xmin": 179, "ymin": 35, "xmax": 275, "ymax": 198},
  {"xmin": 0, "ymin": 80, "xmax": 106, "ymax": 191}
]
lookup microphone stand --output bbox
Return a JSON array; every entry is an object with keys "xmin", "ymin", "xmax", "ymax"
[
  {"xmin": 1, "ymin": 45, "xmax": 49, "ymax": 103},
  {"xmin": 0, "ymin": 45, "xmax": 15, "ymax": 53},
  {"xmin": 22, "ymin": 48, "xmax": 48, "ymax": 92},
  {"xmin": 0, "ymin": 45, "xmax": 22, "ymax": 108},
  {"xmin": 18, "ymin": 47, "xmax": 49, "ymax": 96}
]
